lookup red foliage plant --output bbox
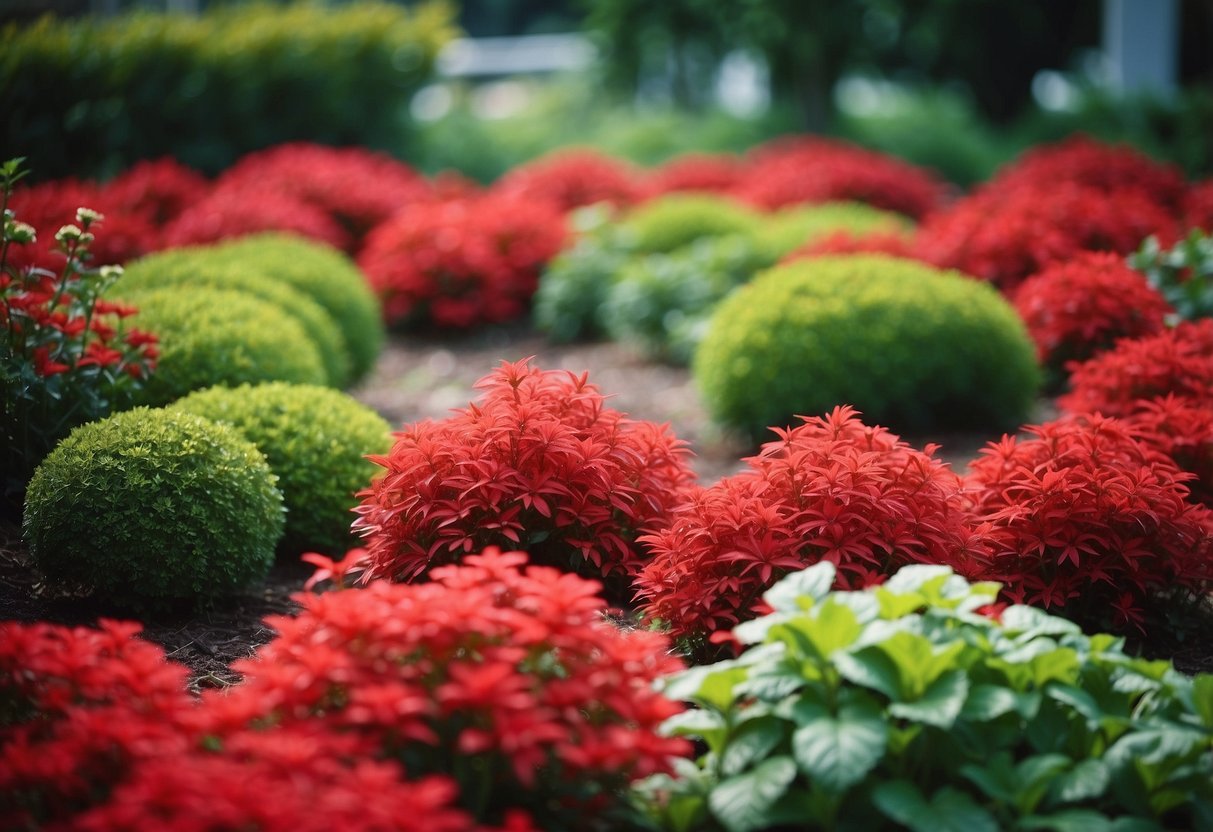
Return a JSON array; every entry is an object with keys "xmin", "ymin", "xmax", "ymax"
[
  {"xmin": 491, "ymin": 148, "xmax": 648, "ymax": 213},
  {"xmin": 964, "ymin": 414, "xmax": 1213, "ymax": 632},
  {"xmin": 780, "ymin": 229, "xmax": 921, "ymax": 264},
  {"xmin": 219, "ymin": 548, "xmax": 688, "ymax": 830},
  {"xmin": 357, "ymin": 195, "xmax": 568, "ymax": 329},
  {"xmin": 734, "ymin": 136, "xmax": 947, "ymax": 220},
  {"xmin": 915, "ymin": 181, "xmax": 1179, "ymax": 291},
  {"xmin": 988, "ymin": 134, "xmax": 1188, "ymax": 213},
  {"xmin": 354, "ymin": 359, "xmax": 695, "ymax": 601},
  {"xmin": 98, "ymin": 157, "xmax": 211, "ymax": 227},
  {"xmin": 214, "ymin": 143, "xmax": 431, "ymax": 248},
  {"xmin": 8, "ymin": 179, "xmax": 159, "ymax": 271},
  {"xmin": 160, "ymin": 187, "xmax": 351, "ymax": 252},
  {"xmin": 1058, "ymin": 319, "xmax": 1213, "ymax": 417},
  {"xmin": 1184, "ymin": 178, "xmax": 1213, "ymax": 232},
  {"xmin": 1011, "ymin": 251, "xmax": 1172, "ymax": 372},
  {"xmin": 645, "ymin": 152, "xmax": 746, "ymax": 196},
  {"xmin": 633, "ymin": 406, "xmax": 988, "ymax": 649}
]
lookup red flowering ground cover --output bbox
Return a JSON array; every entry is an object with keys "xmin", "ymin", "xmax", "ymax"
[{"xmin": 491, "ymin": 148, "xmax": 649, "ymax": 213}]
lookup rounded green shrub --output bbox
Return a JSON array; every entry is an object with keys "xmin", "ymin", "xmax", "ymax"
[
  {"xmin": 601, "ymin": 234, "xmax": 774, "ymax": 364},
  {"xmin": 172, "ymin": 382, "xmax": 393, "ymax": 555},
  {"xmin": 23, "ymin": 407, "xmax": 283, "ymax": 608},
  {"xmin": 694, "ymin": 255, "xmax": 1041, "ymax": 439},
  {"xmin": 115, "ymin": 250, "xmax": 352, "ymax": 387},
  {"xmin": 126, "ymin": 287, "xmax": 328, "ymax": 406},
  {"xmin": 534, "ymin": 226, "xmax": 635, "ymax": 342},
  {"xmin": 619, "ymin": 194, "xmax": 762, "ymax": 254},
  {"xmin": 207, "ymin": 234, "xmax": 385, "ymax": 382},
  {"xmin": 755, "ymin": 200, "xmax": 914, "ymax": 258}
]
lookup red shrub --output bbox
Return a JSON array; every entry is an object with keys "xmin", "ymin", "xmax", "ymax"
[
  {"xmin": 215, "ymin": 143, "xmax": 430, "ymax": 246},
  {"xmin": 780, "ymin": 229, "xmax": 921, "ymax": 264},
  {"xmin": 916, "ymin": 181, "xmax": 1179, "ymax": 291},
  {"xmin": 0, "ymin": 620, "xmax": 194, "ymax": 829},
  {"xmin": 1184, "ymin": 179, "xmax": 1213, "ymax": 232},
  {"xmin": 357, "ymin": 194, "xmax": 568, "ymax": 328},
  {"xmin": 965, "ymin": 414, "xmax": 1213, "ymax": 631},
  {"xmin": 645, "ymin": 152, "xmax": 746, "ymax": 196},
  {"xmin": 989, "ymin": 134, "xmax": 1188, "ymax": 212},
  {"xmin": 8, "ymin": 180, "xmax": 159, "ymax": 270},
  {"xmin": 1123, "ymin": 395, "xmax": 1213, "ymax": 507},
  {"xmin": 1059, "ymin": 319, "xmax": 1213, "ymax": 416},
  {"xmin": 222, "ymin": 548, "xmax": 688, "ymax": 830},
  {"xmin": 634, "ymin": 406, "xmax": 987, "ymax": 647},
  {"xmin": 492, "ymin": 148, "xmax": 648, "ymax": 213},
  {"xmin": 160, "ymin": 187, "xmax": 351, "ymax": 251},
  {"xmin": 735, "ymin": 136, "xmax": 947, "ymax": 220},
  {"xmin": 1012, "ymin": 251, "xmax": 1172, "ymax": 372},
  {"xmin": 354, "ymin": 359, "xmax": 695, "ymax": 597},
  {"xmin": 99, "ymin": 158, "xmax": 210, "ymax": 227}
]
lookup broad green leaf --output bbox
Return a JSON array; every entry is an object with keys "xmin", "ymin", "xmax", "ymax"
[
  {"xmin": 1030, "ymin": 648, "xmax": 1082, "ymax": 688},
  {"xmin": 884, "ymin": 564, "xmax": 958, "ymax": 594},
  {"xmin": 962, "ymin": 684, "xmax": 1035, "ymax": 721},
  {"xmin": 1002, "ymin": 605, "xmax": 1082, "ymax": 639},
  {"xmin": 1047, "ymin": 684, "xmax": 1105, "ymax": 724},
  {"xmin": 1191, "ymin": 675, "xmax": 1213, "ymax": 728},
  {"xmin": 660, "ymin": 708, "xmax": 728, "ymax": 746},
  {"xmin": 707, "ymin": 756, "xmax": 798, "ymax": 832},
  {"xmin": 662, "ymin": 663, "xmax": 748, "ymax": 710},
  {"xmin": 762, "ymin": 562, "xmax": 835, "ymax": 612},
  {"xmin": 872, "ymin": 781, "xmax": 999, "ymax": 832},
  {"xmin": 834, "ymin": 646, "xmax": 902, "ymax": 700},
  {"xmin": 791, "ymin": 699, "xmax": 888, "ymax": 793},
  {"xmin": 875, "ymin": 586, "xmax": 928, "ymax": 620},
  {"xmin": 735, "ymin": 665, "xmax": 806, "ymax": 701},
  {"xmin": 960, "ymin": 752, "xmax": 1019, "ymax": 804},
  {"xmin": 1019, "ymin": 809, "xmax": 1117, "ymax": 832},
  {"xmin": 889, "ymin": 669, "xmax": 969, "ymax": 729},
  {"xmin": 1048, "ymin": 759, "xmax": 1111, "ymax": 806},
  {"xmin": 720, "ymin": 715, "xmax": 788, "ymax": 777},
  {"xmin": 807, "ymin": 599, "xmax": 862, "ymax": 655},
  {"xmin": 733, "ymin": 612, "xmax": 795, "ymax": 645}
]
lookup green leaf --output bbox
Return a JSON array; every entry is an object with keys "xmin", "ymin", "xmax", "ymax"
[
  {"xmin": 1048, "ymin": 759, "xmax": 1110, "ymax": 806},
  {"xmin": 762, "ymin": 561, "xmax": 835, "ymax": 612},
  {"xmin": 707, "ymin": 756, "xmax": 798, "ymax": 832},
  {"xmin": 720, "ymin": 715, "xmax": 788, "ymax": 777},
  {"xmin": 660, "ymin": 708, "xmax": 728, "ymax": 751},
  {"xmin": 1191, "ymin": 675, "xmax": 1213, "ymax": 728},
  {"xmin": 875, "ymin": 585, "xmax": 928, "ymax": 620},
  {"xmin": 962, "ymin": 684, "xmax": 1037, "ymax": 721},
  {"xmin": 889, "ymin": 669, "xmax": 969, "ymax": 729},
  {"xmin": 872, "ymin": 781, "xmax": 999, "ymax": 832},
  {"xmin": 791, "ymin": 698, "xmax": 888, "ymax": 793},
  {"xmin": 1019, "ymin": 809, "xmax": 1117, "ymax": 832},
  {"xmin": 884, "ymin": 564, "xmax": 958, "ymax": 595},
  {"xmin": 834, "ymin": 646, "xmax": 903, "ymax": 700},
  {"xmin": 1046, "ymin": 683, "xmax": 1105, "ymax": 724}
]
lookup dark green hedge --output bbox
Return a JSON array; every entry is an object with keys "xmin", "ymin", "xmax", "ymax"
[{"xmin": 1, "ymin": 1, "xmax": 456, "ymax": 179}]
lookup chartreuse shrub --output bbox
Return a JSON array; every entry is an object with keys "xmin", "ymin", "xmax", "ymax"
[
  {"xmin": 0, "ymin": 1, "xmax": 455, "ymax": 179},
  {"xmin": 619, "ymin": 194, "xmax": 762, "ymax": 254},
  {"xmin": 125, "ymin": 287, "xmax": 327, "ymax": 406},
  {"xmin": 206, "ymin": 234, "xmax": 384, "ymax": 382},
  {"xmin": 694, "ymin": 255, "xmax": 1040, "ymax": 439},
  {"xmin": 22, "ymin": 408, "xmax": 283, "ymax": 608},
  {"xmin": 635, "ymin": 562, "xmax": 1213, "ymax": 832},
  {"xmin": 753, "ymin": 202, "xmax": 913, "ymax": 261},
  {"xmin": 114, "ymin": 249, "xmax": 352, "ymax": 387},
  {"xmin": 171, "ymin": 382, "xmax": 392, "ymax": 556}
]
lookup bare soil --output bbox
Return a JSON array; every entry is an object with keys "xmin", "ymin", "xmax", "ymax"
[{"xmin": 3, "ymin": 325, "xmax": 1211, "ymax": 687}]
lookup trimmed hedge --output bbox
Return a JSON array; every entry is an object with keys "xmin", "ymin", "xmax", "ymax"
[
  {"xmin": 23, "ymin": 407, "xmax": 282, "ymax": 608},
  {"xmin": 694, "ymin": 255, "xmax": 1041, "ymax": 439},
  {"xmin": 1, "ymin": 1, "xmax": 456, "ymax": 179}
]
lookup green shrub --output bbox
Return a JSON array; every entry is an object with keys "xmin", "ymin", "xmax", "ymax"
[
  {"xmin": 620, "ymin": 194, "xmax": 763, "ymax": 254},
  {"xmin": 694, "ymin": 255, "xmax": 1040, "ymax": 439},
  {"xmin": 534, "ymin": 212, "xmax": 635, "ymax": 342},
  {"xmin": 602, "ymin": 235, "xmax": 774, "ymax": 364},
  {"xmin": 125, "ymin": 287, "xmax": 328, "ymax": 407},
  {"xmin": 637, "ymin": 562, "xmax": 1213, "ymax": 832},
  {"xmin": 0, "ymin": 1, "xmax": 455, "ymax": 179},
  {"xmin": 172, "ymin": 382, "xmax": 392, "ymax": 556},
  {"xmin": 115, "ymin": 249, "xmax": 351, "ymax": 387},
  {"xmin": 203, "ymin": 234, "xmax": 384, "ymax": 382},
  {"xmin": 23, "ymin": 407, "xmax": 283, "ymax": 608},
  {"xmin": 1130, "ymin": 230, "xmax": 1213, "ymax": 322},
  {"xmin": 754, "ymin": 201, "xmax": 914, "ymax": 259}
]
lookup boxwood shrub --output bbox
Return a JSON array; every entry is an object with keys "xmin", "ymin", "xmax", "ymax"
[
  {"xmin": 755, "ymin": 201, "xmax": 913, "ymax": 260},
  {"xmin": 23, "ymin": 407, "xmax": 283, "ymax": 608},
  {"xmin": 115, "ymin": 250, "xmax": 351, "ymax": 387},
  {"xmin": 172, "ymin": 382, "xmax": 392, "ymax": 556},
  {"xmin": 619, "ymin": 194, "xmax": 763, "ymax": 254},
  {"xmin": 694, "ymin": 255, "xmax": 1040, "ymax": 439},
  {"xmin": 124, "ymin": 287, "xmax": 328, "ymax": 406}
]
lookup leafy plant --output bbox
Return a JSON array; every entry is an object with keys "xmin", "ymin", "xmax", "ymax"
[
  {"xmin": 635, "ymin": 561, "xmax": 1213, "ymax": 832},
  {"xmin": 171, "ymin": 382, "xmax": 392, "ymax": 556},
  {"xmin": 0, "ymin": 157, "xmax": 158, "ymax": 511},
  {"xmin": 22, "ymin": 407, "xmax": 283, "ymax": 609},
  {"xmin": 693, "ymin": 254, "xmax": 1040, "ymax": 440},
  {"xmin": 122, "ymin": 286, "xmax": 328, "ymax": 407},
  {"xmin": 1130, "ymin": 230, "xmax": 1213, "ymax": 322},
  {"xmin": 618, "ymin": 194, "xmax": 762, "ymax": 255},
  {"xmin": 353, "ymin": 358, "xmax": 694, "ymax": 603}
]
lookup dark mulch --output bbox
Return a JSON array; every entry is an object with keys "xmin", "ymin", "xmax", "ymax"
[{"xmin": 4, "ymin": 324, "xmax": 1212, "ymax": 687}]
